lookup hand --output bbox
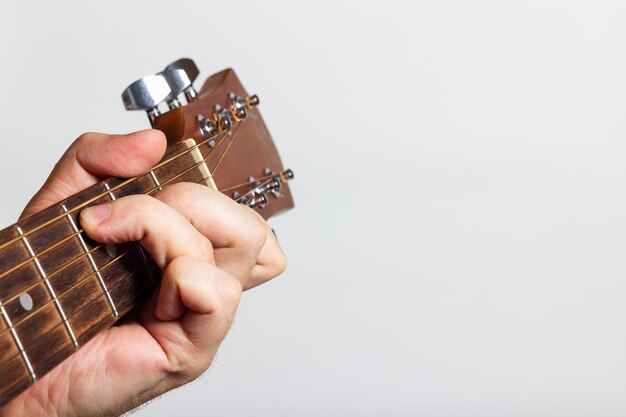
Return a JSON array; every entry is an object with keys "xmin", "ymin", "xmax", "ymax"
[{"xmin": 0, "ymin": 130, "xmax": 287, "ymax": 417}]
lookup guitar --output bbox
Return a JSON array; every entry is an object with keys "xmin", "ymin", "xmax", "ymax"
[{"xmin": 0, "ymin": 59, "xmax": 294, "ymax": 407}]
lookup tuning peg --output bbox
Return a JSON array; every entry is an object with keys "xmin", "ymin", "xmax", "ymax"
[
  {"xmin": 228, "ymin": 92, "xmax": 249, "ymax": 120},
  {"xmin": 121, "ymin": 74, "xmax": 171, "ymax": 127},
  {"xmin": 197, "ymin": 114, "xmax": 217, "ymax": 145},
  {"xmin": 281, "ymin": 169, "xmax": 295, "ymax": 181},
  {"xmin": 246, "ymin": 94, "xmax": 260, "ymax": 107},
  {"xmin": 162, "ymin": 58, "xmax": 200, "ymax": 104},
  {"xmin": 247, "ymin": 194, "xmax": 268, "ymax": 209}
]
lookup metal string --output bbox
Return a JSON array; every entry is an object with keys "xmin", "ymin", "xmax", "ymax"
[
  {"xmin": 0, "ymin": 124, "xmax": 239, "ymax": 290},
  {"xmin": 0, "ymin": 121, "xmax": 246, "ymax": 346},
  {"xmin": 0, "ymin": 122, "xmax": 240, "ymax": 254}
]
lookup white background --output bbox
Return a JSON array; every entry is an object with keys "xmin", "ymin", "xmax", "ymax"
[{"xmin": 2, "ymin": 1, "xmax": 626, "ymax": 416}]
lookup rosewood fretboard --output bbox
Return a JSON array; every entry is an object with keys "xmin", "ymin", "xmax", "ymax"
[{"xmin": 0, "ymin": 139, "xmax": 214, "ymax": 405}]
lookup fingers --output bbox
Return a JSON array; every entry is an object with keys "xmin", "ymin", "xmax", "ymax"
[
  {"xmin": 23, "ymin": 130, "xmax": 166, "ymax": 216},
  {"xmin": 81, "ymin": 192, "xmax": 244, "ymax": 378},
  {"xmin": 71, "ymin": 130, "xmax": 167, "ymax": 179},
  {"xmin": 137, "ymin": 256, "xmax": 241, "ymax": 378},
  {"xmin": 245, "ymin": 223, "xmax": 288, "ymax": 289},
  {"xmin": 81, "ymin": 182, "xmax": 287, "ymax": 290},
  {"xmin": 156, "ymin": 256, "xmax": 241, "ymax": 340},
  {"xmin": 80, "ymin": 194, "xmax": 212, "ymax": 268},
  {"xmin": 154, "ymin": 183, "xmax": 286, "ymax": 288}
]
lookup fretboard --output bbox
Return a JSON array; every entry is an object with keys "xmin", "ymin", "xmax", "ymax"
[{"xmin": 0, "ymin": 138, "xmax": 213, "ymax": 405}]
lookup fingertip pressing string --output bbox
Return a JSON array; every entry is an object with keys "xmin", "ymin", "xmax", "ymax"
[{"xmin": 0, "ymin": 119, "xmax": 251, "ymax": 358}]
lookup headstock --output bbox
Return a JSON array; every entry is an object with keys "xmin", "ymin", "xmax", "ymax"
[{"xmin": 121, "ymin": 60, "xmax": 294, "ymax": 220}]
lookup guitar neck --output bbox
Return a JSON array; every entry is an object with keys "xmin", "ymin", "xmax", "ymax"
[
  {"xmin": 0, "ymin": 66, "xmax": 295, "ymax": 409},
  {"xmin": 0, "ymin": 138, "xmax": 211, "ymax": 405}
]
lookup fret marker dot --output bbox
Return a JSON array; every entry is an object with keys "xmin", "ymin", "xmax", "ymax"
[
  {"xmin": 106, "ymin": 244, "xmax": 117, "ymax": 258},
  {"xmin": 19, "ymin": 293, "xmax": 33, "ymax": 311}
]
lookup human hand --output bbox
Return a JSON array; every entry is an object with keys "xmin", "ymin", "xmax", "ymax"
[{"xmin": 0, "ymin": 130, "xmax": 287, "ymax": 417}]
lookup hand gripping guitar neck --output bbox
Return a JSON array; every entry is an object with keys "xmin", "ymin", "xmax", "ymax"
[{"xmin": 0, "ymin": 59, "xmax": 294, "ymax": 406}]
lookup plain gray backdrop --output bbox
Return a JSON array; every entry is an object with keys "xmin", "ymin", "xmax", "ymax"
[{"xmin": 2, "ymin": 1, "xmax": 626, "ymax": 416}]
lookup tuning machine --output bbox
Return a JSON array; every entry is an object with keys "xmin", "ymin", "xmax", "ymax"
[
  {"xmin": 211, "ymin": 104, "xmax": 233, "ymax": 132},
  {"xmin": 228, "ymin": 92, "xmax": 249, "ymax": 120},
  {"xmin": 121, "ymin": 58, "xmax": 201, "ymax": 125},
  {"xmin": 247, "ymin": 194, "xmax": 268, "ymax": 209},
  {"xmin": 233, "ymin": 169, "xmax": 294, "ymax": 209},
  {"xmin": 160, "ymin": 58, "xmax": 200, "ymax": 108},
  {"xmin": 227, "ymin": 92, "xmax": 260, "ymax": 121},
  {"xmin": 197, "ymin": 114, "xmax": 217, "ymax": 146},
  {"xmin": 121, "ymin": 75, "xmax": 172, "ymax": 127}
]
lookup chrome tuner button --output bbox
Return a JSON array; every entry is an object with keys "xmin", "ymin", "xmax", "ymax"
[
  {"xmin": 218, "ymin": 113, "xmax": 233, "ymax": 132},
  {"xmin": 247, "ymin": 194, "xmax": 268, "ymax": 209},
  {"xmin": 197, "ymin": 114, "xmax": 217, "ymax": 140},
  {"xmin": 162, "ymin": 58, "xmax": 200, "ymax": 104},
  {"xmin": 121, "ymin": 74, "xmax": 171, "ymax": 127},
  {"xmin": 228, "ymin": 92, "xmax": 249, "ymax": 120},
  {"xmin": 281, "ymin": 169, "xmax": 295, "ymax": 181},
  {"xmin": 246, "ymin": 94, "xmax": 260, "ymax": 107},
  {"xmin": 257, "ymin": 177, "xmax": 283, "ymax": 196}
]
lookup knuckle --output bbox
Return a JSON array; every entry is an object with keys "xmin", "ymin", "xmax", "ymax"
[
  {"xmin": 242, "ymin": 210, "xmax": 268, "ymax": 251},
  {"xmin": 197, "ymin": 238, "xmax": 214, "ymax": 262},
  {"xmin": 105, "ymin": 194, "xmax": 160, "ymax": 240},
  {"xmin": 165, "ymin": 256, "xmax": 188, "ymax": 278},
  {"xmin": 216, "ymin": 274, "xmax": 242, "ymax": 312},
  {"xmin": 72, "ymin": 132, "xmax": 102, "ymax": 151},
  {"xmin": 74, "ymin": 132, "xmax": 95, "ymax": 145}
]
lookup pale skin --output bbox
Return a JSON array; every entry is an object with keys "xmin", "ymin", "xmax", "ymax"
[{"xmin": 0, "ymin": 129, "xmax": 287, "ymax": 417}]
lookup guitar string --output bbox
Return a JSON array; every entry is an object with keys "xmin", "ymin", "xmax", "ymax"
[
  {"xmin": 219, "ymin": 174, "xmax": 278, "ymax": 194},
  {"xmin": 0, "ymin": 120, "xmax": 251, "ymax": 356},
  {"xmin": 0, "ymin": 121, "xmax": 247, "ymax": 348},
  {"xmin": 0, "ymin": 120, "xmax": 250, "ymax": 372},
  {"xmin": 0, "ymin": 118, "xmax": 241, "ymax": 254},
  {"xmin": 0, "ymin": 123, "xmax": 238, "ymax": 288},
  {"xmin": 1, "ymin": 267, "xmax": 144, "ymax": 377}
]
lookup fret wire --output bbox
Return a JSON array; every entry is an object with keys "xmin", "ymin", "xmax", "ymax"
[
  {"xmin": 0, "ymin": 126, "xmax": 235, "ymax": 253},
  {"xmin": 103, "ymin": 181, "xmax": 116, "ymax": 201},
  {"xmin": 0, "ymin": 302, "xmax": 36, "ymax": 382},
  {"xmin": 149, "ymin": 170, "xmax": 162, "ymax": 191},
  {"xmin": 61, "ymin": 205, "xmax": 119, "ymax": 318},
  {"xmin": 0, "ymin": 245, "xmax": 140, "ymax": 338},
  {"xmin": 0, "ymin": 141, "xmax": 223, "ymax": 308},
  {"xmin": 15, "ymin": 226, "xmax": 79, "ymax": 349},
  {"xmin": 0, "ymin": 127, "xmax": 236, "ymax": 290},
  {"xmin": 0, "ymin": 268, "xmax": 143, "ymax": 378},
  {"xmin": 0, "ymin": 226, "xmax": 120, "ymax": 309},
  {"xmin": 0, "ymin": 125, "xmax": 245, "ymax": 344},
  {"xmin": 0, "ymin": 226, "xmax": 89, "ymax": 287}
]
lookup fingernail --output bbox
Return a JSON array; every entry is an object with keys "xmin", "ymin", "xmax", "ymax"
[{"xmin": 81, "ymin": 203, "xmax": 111, "ymax": 226}]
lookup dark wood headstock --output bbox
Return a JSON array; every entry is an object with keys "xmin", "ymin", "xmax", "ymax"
[{"xmin": 154, "ymin": 68, "xmax": 294, "ymax": 220}]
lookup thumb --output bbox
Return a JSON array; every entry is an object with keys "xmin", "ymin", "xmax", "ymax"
[{"xmin": 22, "ymin": 129, "xmax": 167, "ymax": 217}]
